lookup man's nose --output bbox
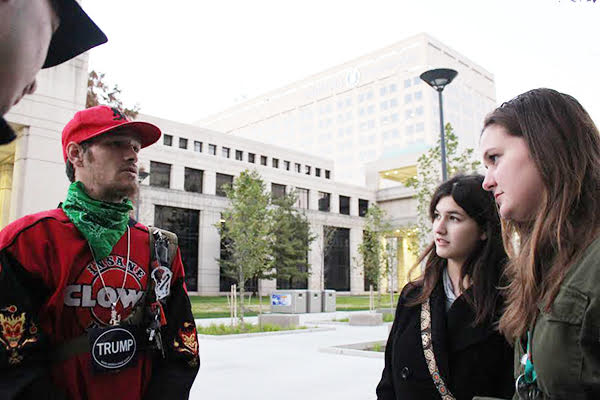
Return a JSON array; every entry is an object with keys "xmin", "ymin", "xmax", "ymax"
[{"xmin": 24, "ymin": 80, "xmax": 37, "ymax": 96}]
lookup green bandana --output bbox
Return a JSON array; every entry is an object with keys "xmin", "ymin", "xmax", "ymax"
[{"xmin": 62, "ymin": 181, "xmax": 133, "ymax": 261}]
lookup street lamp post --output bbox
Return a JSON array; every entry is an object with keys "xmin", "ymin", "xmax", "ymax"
[
  {"xmin": 135, "ymin": 170, "xmax": 150, "ymax": 221},
  {"xmin": 419, "ymin": 68, "xmax": 458, "ymax": 181}
]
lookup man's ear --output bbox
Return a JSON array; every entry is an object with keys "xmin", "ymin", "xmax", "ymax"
[
  {"xmin": 66, "ymin": 142, "xmax": 85, "ymax": 167},
  {"xmin": 480, "ymin": 231, "xmax": 487, "ymax": 241}
]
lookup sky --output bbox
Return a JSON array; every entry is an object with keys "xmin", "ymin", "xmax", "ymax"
[{"xmin": 85, "ymin": 0, "xmax": 600, "ymax": 126}]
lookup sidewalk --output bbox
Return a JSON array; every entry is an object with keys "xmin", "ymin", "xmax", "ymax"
[{"xmin": 190, "ymin": 311, "xmax": 389, "ymax": 400}]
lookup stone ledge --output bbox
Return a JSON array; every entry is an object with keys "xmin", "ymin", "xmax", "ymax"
[
  {"xmin": 319, "ymin": 340, "xmax": 386, "ymax": 359},
  {"xmin": 349, "ymin": 313, "xmax": 383, "ymax": 326},
  {"xmin": 258, "ymin": 313, "xmax": 299, "ymax": 328}
]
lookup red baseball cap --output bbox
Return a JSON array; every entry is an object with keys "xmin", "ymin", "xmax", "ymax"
[{"xmin": 62, "ymin": 106, "xmax": 161, "ymax": 162}]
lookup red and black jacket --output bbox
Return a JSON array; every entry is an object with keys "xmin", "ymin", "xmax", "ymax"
[{"xmin": 0, "ymin": 208, "xmax": 199, "ymax": 400}]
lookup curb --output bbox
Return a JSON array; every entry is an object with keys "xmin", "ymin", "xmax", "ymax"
[{"xmin": 197, "ymin": 326, "xmax": 336, "ymax": 340}]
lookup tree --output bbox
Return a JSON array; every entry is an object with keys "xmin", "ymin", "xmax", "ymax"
[
  {"xmin": 271, "ymin": 192, "xmax": 316, "ymax": 289},
  {"xmin": 87, "ymin": 70, "xmax": 140, "ymax": 119},
  {"xmin": 356, "ymin": 204, "xmax": 392, "ymax": 308},
  {"xmin": 404, "ymin": 123, "xmax": 481, "ymax": 252},
  {"xmin": 216, "ymin": 170, "xmax": 273, "ymax": 323}
]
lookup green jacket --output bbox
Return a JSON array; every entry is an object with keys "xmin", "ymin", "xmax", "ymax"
[{"xmin": 476, "ymin": 237, "xmax": 600, "ymax": 400}]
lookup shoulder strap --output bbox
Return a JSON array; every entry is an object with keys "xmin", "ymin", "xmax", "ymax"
[
  {"xmin": 148, "ymin": 226, "xmax": 178, "ymax": 269},
  {"xmin": 421, "ymin": 299, "xmax": 456, "ymax": 400}
]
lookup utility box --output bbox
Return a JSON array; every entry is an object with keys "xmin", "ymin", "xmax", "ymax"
[
  {"xmin": 270, "ymin": 290, "xmax": 307, "ymax": 314},
  {"xmin": 322, "ymin": 290, "xmax": 336, "ymax": 312},
  {"xmin": 307, "ymin": 290, "xmax": 322, "ymax": 313}
]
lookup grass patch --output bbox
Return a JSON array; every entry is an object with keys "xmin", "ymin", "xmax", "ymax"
[
  {"xmin": 368, "ymin": 342, "xmax": 386, "ymax": 352},
  {"xmin": 333, "ymin": 317, "xmax": 349, "ymax": 322},
  {"xmin": 190, "ymin": 294, "xmax": 400, "ymax": 319},
  {"xmin": 197, "ymin": 322, "xmax": 307, "ymax": 335},
  {"xmin": 383, "ymin": 313, "xmax": 395, "ymax": 323}
]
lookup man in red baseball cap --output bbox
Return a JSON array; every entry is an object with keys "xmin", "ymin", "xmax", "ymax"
[
  {"xmin": 0, "ymin": 106, "xmax": 200, "ymax": 399},
  {"xmin": 1, "ymin": 0, "xmax": 107, "ymax": 144}
]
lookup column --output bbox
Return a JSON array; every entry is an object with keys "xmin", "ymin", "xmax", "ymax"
[
  {"xmin": 349, "ymin": 227, "xmax": 364, "ymax": 294},
  {"xmin": 330, "ymin": 193, "xmax": 339, "ymax": 214},
  {"xmin": 308, "ymin": 222, "xmax": 324, "ymax": 290},
  {"xmin": 171, "ymin": 164, "xmax": 184, "ymax": 191},
  {"xmin": 197, "ymin": 210, "xmax": 221, "ymax": 295},
  {"xmin": 349, "ymin": 196, "xmax": 358, "ymax": 216},
  {"xmin": 204, "ymin": 169, "xmax": 217, "ymax": 195}
]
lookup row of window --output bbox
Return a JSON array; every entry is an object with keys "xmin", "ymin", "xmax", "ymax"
[
  {"xmin": 271, "ymin": 183, "xmax": 369, "ymax": 216},
  {"xmin": 148, "ymin": 161, "xmax": 368, "ymax": 216},
  {"xmin": 162, "ymin": 135, "xmax": 331, "ymax": 179}
]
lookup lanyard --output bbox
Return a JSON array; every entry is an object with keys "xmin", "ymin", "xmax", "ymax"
[{"xmin": 523, "ymin": 331, "xmax": 538, "ymax": 384}]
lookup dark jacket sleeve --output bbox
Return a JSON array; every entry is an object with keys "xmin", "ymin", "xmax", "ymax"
[
  {"xmin": 376, "ymin": 283, "xmax": 415, "ymax": 399},
  {"xmin": 144, "ymin": 249, "xmax": 199, "ymax": 400},
  {"xmin": 0, "ymin": 251, "xmax": 65, "ymax": 400}
]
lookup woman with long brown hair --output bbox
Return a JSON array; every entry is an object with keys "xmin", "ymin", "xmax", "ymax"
[
  {"xmin": 376, "ymin": 174, "xmax": 514, "ymax": 400},
  {"xmin": 479, "ymin": 88, "xmax": 600, "ymax": 399}
]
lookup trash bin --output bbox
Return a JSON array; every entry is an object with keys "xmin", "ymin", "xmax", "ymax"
[
  {"xmin": 322, "ymin": 290, "xmax": 336, "ymax": 312},
  {"xmin": 307, "ymin": 290, "xmax": 322, "ymax": 313},
  {"xmin": 270, "ymin": 290, "xmax": 307, "ymax": 313}
]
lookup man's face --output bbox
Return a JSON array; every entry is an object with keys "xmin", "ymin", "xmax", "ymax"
[
  {"xmin": 0, "ymin": 0, "xmax": 60, "ymax": 116},
  {"xmin": 76, "ymin": 130, "xmax": 142, "ymax": 203}
]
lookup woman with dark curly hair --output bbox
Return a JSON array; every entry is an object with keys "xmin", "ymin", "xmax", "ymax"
[{"xmin": 377, "ymin": 174, "xmax": 514, "ymax": 400}]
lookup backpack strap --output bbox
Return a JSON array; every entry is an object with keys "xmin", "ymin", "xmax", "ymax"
[{"xmin": 147, "ymin": 226, "xmax": 178, "ymax": 271}]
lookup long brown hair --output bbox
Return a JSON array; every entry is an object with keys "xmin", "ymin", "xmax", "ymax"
[
  {"xmin": 483, "ymin": 88, "xmax": 600, "ymax": 340},
  {"xmin": 407, "ymin": 174, "xmax": 507, "ymax": 325}
]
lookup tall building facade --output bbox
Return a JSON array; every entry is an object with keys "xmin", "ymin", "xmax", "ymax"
[{"xmin": 198, "ymin": 33, "xmax": 496, "ymax": 185}]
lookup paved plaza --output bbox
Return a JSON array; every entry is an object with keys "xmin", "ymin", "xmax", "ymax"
[{"xmin": 190, "ymin": 312, "xmax": 389, "ymax": 399}]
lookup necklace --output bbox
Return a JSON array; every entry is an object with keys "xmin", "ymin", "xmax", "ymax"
[{"xmin": 88, "ymin": 226, "xmax": 131, "ymax": 326}]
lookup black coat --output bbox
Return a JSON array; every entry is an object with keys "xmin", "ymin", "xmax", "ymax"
[{"xmin": 376, "ymin": 280, "xmax": 514, "ymax": 400}]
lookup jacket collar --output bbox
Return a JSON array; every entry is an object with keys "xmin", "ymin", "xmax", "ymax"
[{"xmin": 428, "ymin": 279, "xmax": 498, "ymax": 381}]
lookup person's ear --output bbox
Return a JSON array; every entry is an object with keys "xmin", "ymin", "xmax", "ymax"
[
  {"xmin": 480, "ymin": 231, "xmax": 487, "ymax": 241},
  {"xmin": 66, "ymin": 142, "xmax": 85, "ymax": 167}
]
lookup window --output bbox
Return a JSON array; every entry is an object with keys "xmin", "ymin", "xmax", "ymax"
[
  {"xmin": 179, "ymin": 138, "xmax": 188, "ymax": 149},
  {"xmin": 150, "ymin": 161, "xmax": 171, "ymax": 188},
  {"xmin": 339, "ymin": 195, "xmax": 350, "ymax": 215},
  {"xmin": 194, "ymin": 141, "xmax": 202, "ymax": 152},
  {"xmin": 184, "ymin": 167, "xmax": 203, "ymax": 193},
  {"xmin": 325, "ymin": 170, "xmax": 331, "ymax": 179},
  {"xmin": 318, "ymin": 192, "xmax": 331, "ymax": 212},
  {"xmin": 271, "ymin": 183, "xmax": 286, "ymax": 200},
  {"xmin": 404, "ymin": 94, "xmax": 412, "ymax": 104},
  {"xmin": 389, "ymin": 83, "xmax": 397, "ymax": 93},
  {"xmin": 414, "ymin": 91, "xmax": 423, "ymax": 101},
  {"xmin": 248, "ymin": 153, "xmax": 255, "ymax": 163},
  {"xmin": 222, "ymin": 147, "xmax": 230, "ymax": 158},
  {"xmin": 294, "ymin": 188, "xmax": 309, "ymax": 209},
  {"xmin": 163, "ymin": 134, "xmax": 172, "ymax": 146},
  {"xmin": 305, "ymin": 165, "xmax": 311, "ymax": 175},
  {"xmin": 416, "ymin": 122, "xmax": 425, "ymax": 132},
  {"xmin": 315, "ymin": 168, "xmax": 321, "ymax": 177},
  {"xmin": 208, "ymin": 144, "xmax": 217, "ymax": 155},
  {"xmin": 359, "ymin": 199, "xmax": 369, "ymax": 217},
  {"xmin": 284, "ymin": 160, "xmax": 290, "ymax": 171},
  {"xmin": 404, "ymin": 79, "xmax": 411, "ymax": 89},
  {"xmin": 380, "ymin": 87, "xmax": 387, "ymax": 96},
  {"xmin": 295, "ymin": 163, "xmax": 301, "ymax": 173},
  {"xmin": 215, "ymin": 173, "xmax": 234, "ymax": 197},
  {"xmin": 260, "ymin": 155, "xmax": 267, "ymax": 166},
  {"xmin": 272, "ymin": 158, "xmax": 279, "ymax": 168},
  {"xmin": 235, "ymin": 150, "xmax": 243, "ymax": 161}
]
